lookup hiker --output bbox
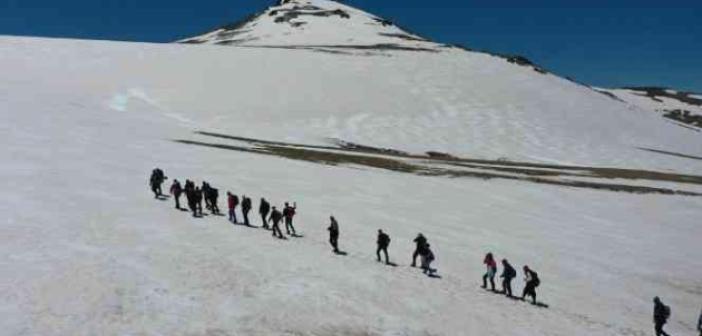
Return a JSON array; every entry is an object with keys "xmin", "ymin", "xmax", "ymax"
[
  {"xmin": 411, "ymin": 233, "xmax": 428, "ymax": 267},
  {"xmin": 283, "ymin": 202, "xmax": 297, "ymax": 235},
  {"xmin": 169, "ymin": 179, "xmax": 182, "ymax": 209},
  {"xmin": 201, "ymin": 182, "xmax": 212, "ymax": 210},
  {"xmin": 227, "ymin": 192, "xmax": 239, "ymax": 223},
  {"xmin": 184, "ymin": 180, "xmax": 197, "ymax": 217},
  {"xmin": 149, "ymin": 168, "xmax": 166, "ymax": 198},
  {"xmin": 194, "ymin": 187, "xmax": 203, "ymax": 216},
  {"xmin": 241, "ymin": 196, "xmax": 252, "ymax": 225},
  {"xmin": 521, "ymin": 265, "xmax": 540, "ymax": 304},
  {"xmin": 204, "ymin": 183, "xmax": 219, "ymax": 214},
  {"xmin": 482, "ymin": 252, "xmax": 497, "ymax": 291},
  {"xmin": 269, "ymin": 206, "xmax": 284, "ymax": 239},
  {"xmin": 500, "ymin": 259, "xmax": 517, "ymax": 297},
  {"xmin": 421, "ymin": 244, "xmax": 436, "ymax": 275},
  {"xmin": 259, "ymin": 198, "xmax": 271, "ymax": 229},
  {"xmin": 653, "ymin": 297, "xmax": 671, "ymax": 336},
  {"xmin": 327, "ymin": 216, "xmax": 340, "ymax": 253},
  {"xmin": 211, "ymin": 187, "xmax": 220, "ymax": 214},
  {"xmin": 698, "ymin": 307, "xmax": 702, "ymax": 336},
  {"xmin": 376, "ymin": 229, "xmax": 391, "ymax": 264}
]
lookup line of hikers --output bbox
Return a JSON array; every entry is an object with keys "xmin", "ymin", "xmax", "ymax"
[
  {"xmin": 481, "ymin": 252, "xmax": 539, "ymax": 304},
  {"xmin": 327, "ymin": 219, "xmax": 438, "ymax": 276},
  {"xmin": 151, "ymin": 168, "xmax": 702, "ymax": 332},
  {"xmin": 165, "ymin": 179, "xmax": 300, "ymax": 239}
]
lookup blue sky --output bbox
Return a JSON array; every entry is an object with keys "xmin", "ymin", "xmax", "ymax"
[{"xmin": 1, "ymin": 0, "xmax": 700, "ymax": 91}]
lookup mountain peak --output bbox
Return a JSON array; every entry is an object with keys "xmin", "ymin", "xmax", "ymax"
[{"xmin": 179, "ymin": 0, "xmax": 443, "ymax": 52}]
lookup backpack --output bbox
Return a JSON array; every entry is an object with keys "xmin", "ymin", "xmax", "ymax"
[
  {"xmin": 505, "ymin": 266, "xmax": 516, "ymax": 279},
  {"xmin": 663, "ymin": 305, "xmax": 671, "ymax": 320}
]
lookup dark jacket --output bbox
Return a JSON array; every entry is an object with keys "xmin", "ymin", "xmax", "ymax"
[
  {"xmin": 525, "ymin": 269, "xmax": 540, "ymax": 286},
  {"xmin": 654, "ymin": 300, "xmax": 670, "ymax": 324},
  {"xmin": 501, "ymin": 263, "xmax": 516, "ymax": 279},
  {"xmin": 242, "ymin": 197, "xmax": 252, "ymax": 212},
  {"xmin": 259, "ymin": 200, "xmax": 270, "ymax": 215},
  {"xmin": 414, "ymin": 235, "xmax": 428, "ymax": 255},
  {"xmin": 170, "ymin": 181, "xmax": 182, "ymax": 195},
  {"xmin": 328, "ymin": 220, "xmax": 339, "ymax": 236},
  {"xmin": 270, "ymin": 209, "xmax": 283, "ymax": 223},
  {"xmin": 377, "ymin": 232, "xmax": 391, "ymax": 247}
]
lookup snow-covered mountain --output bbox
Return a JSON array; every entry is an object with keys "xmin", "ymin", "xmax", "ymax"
[
  {"xmin": 1, "ymin": 1, "xmax": 701, "ymax": 335},
  {"xmin": 179, "ymin": 0, "xmax": 443, "ymax": 52}
]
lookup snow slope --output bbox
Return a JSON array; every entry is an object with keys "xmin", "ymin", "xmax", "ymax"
[
  {"xmin": 599, "ymin": 87, "xmax": 702, "ymax": 115},
  {"xmin": 1, "ymin": 3, "xmax": 702, "ymax": 334}
]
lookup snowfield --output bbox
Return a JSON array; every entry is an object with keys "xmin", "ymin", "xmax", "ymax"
[{"xmin": 1, "ymin": 2, "xmax": 702, "ymax": 335}]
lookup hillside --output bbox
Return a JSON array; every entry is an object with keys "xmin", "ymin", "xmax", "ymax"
[
  {"xmin": 598, "ymin": 87, "xmax": 702, "ymax": 131},
  {"xmin": 1, "ymin": 1, "xmax": 701, "ymax": 335}
]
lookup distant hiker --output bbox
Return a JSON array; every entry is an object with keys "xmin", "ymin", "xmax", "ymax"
[
  {"xmin": 184, "ymin": 180, "xmax": 197, "ymax": 216},
  {"xmin": 500, "ymin": 259, "xmax": 517, "ymax": 297},
  {"xmin": 194, "ymin": 187, "xmax": 203, "ymax": 216},
  {"xmin": 227, "ymin": 192, "xmax": 239, "ymax": 223},
  {"xmin": 653, "ymin": 297, "xmax": 671, "ymax": 336},
  {"xmin": 259, "ymin": 198, "xmax": 271, "ymax": 229},
  {"xmin": 376, "ymin": 229, "xmax": 391, "ymax": 264},
  {"xmin": 283, "ymin": 202, "xmax": 297, "ymax": 235},
  {"xmin": 269, "ymin": 207, "xmax": 284, "ymax": 239},
  {"xmin": 327, "ymin": 216, "xmax": 340, "ymax": 253},
  {"xmin": 205, "ymin": 183, "xmax": 219, "ymax": 214},
  {"xmin": 521, "ymin": 265, "xmax": 540, "ymax": 304},
  {"xmin": 202, "ymin": 182, "xmax": 212, "ymax": 210},
  {"xmin": 210, "ymin": 187, "xmax": 219, "ymax": 215},
  {"xmin": 482, "ymin": 253, "xmax": 497, "ymax": 291},
  {"xmin": 241, "ymin": 196, "xmax": 252, "ymax": 225},
  {"xmin": 411, "ymin": 233, "xmax": 428, "ymax": 267},
  {"xmin": 421, "ymin": 244, "xmax": 436, "ymax": 275},
  {"xmin": 149, "ymin": 168, "xmax": 166, "ymax": 198},
  {"xmin": 169, "ymin": 179, "xmax": 182, "ymax": 209}
]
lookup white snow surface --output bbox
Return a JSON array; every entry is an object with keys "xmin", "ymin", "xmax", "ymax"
[{"xmin": 1, "ymin": 34, "xmax": 702, "ymax": 336}]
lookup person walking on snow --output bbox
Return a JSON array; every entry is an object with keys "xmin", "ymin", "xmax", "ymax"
[
  {"xmin": 184, "ymin": 180, "xmax": 196, "ymax": 217},
  {"xmin": 194, "ymin": 187, "xmax": 203, "ymax": 217},
  {"xmin": 209, "ymin": 186, "xmax": 220, "ymax": 214},
  {"xmin": 241, "ymin": 196, "xmax": 252, "ymax": 226},
  {"xmin": 269, "ymin": 206, "xmax": 284, "ymax": 239},
  {"xmin": 521, "ymin": 265, "xmax": 540, "ymax": 304},
  {"xmin": 482, "ymin": 252, "xmax": 497, "ymax": 291},
  {"xmin": 327, "ymin": 216, "xmax": 340, "ymax": 253},
  {"xmin": 259, "ymin": 198, "xmax": 271, "ymax": 229},
  {"xmin": 149, "ymin": 168, "xmax": 166, "ymax": 198},
  {"xmin": 376, "ymin": 229, "xmax": 391, "ymax": 264},
  {"xmin": 283, "ymin": 202, "xmax": 297, "ymax": 235},
  {"xmin": 201, "ymin": 182, "xmax": 212, "ymax": 210},
  {"xmin": 227, "ymin": 192, "xmax": 239, "ymax": 223},
  {"xmin": 653, "ymin": 297, "xmax": 671, "ymax": 336},
  {"xmin": 421, "ymin": 244, "xmax": 436, "ymax": 275},
  {"xmin": 169, "ymin": 179, "xmax": 182, "ymax": 209},
  {"xmin": 411, "ymin": 233, "xmax": 428, "ymax": 267},
  {"xmin": 500, "ymin": 259, "xmax": 517, "ymax": 297}
]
